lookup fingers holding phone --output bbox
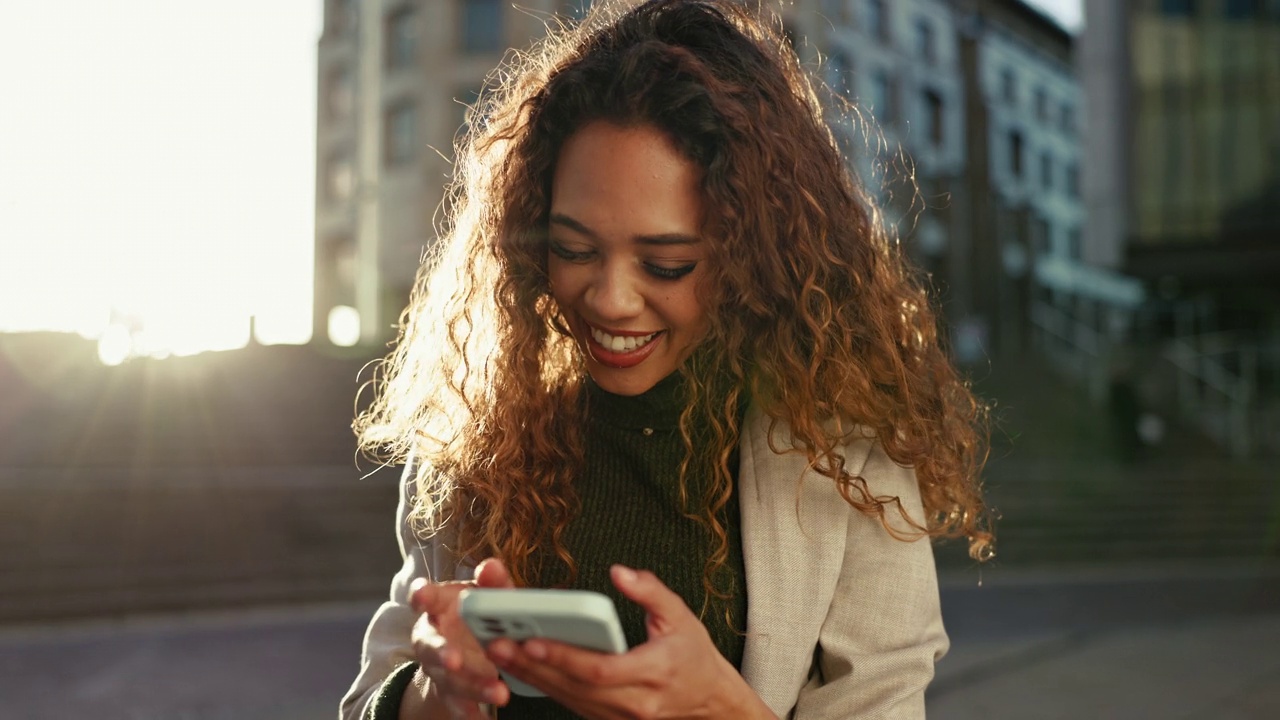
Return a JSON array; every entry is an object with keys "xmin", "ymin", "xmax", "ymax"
[
  {"xmin": 459, "ymin": 586, "xmax": 629, "ymax": 698},
  {"xmin": 405, "ymin": 558, "xmax": 515, "ymax": 713},
  {"xmin": 477, "ymin": 567, "xmax": 766, "ymax": 720}
]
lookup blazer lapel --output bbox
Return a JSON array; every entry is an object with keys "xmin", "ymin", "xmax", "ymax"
[{"xmin": 737, "ymin": 405, "xmax": 851, "ymax": 717}]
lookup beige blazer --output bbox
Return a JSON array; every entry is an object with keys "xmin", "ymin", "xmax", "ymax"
[{"xmin": 340, "ymin": 406, "xmax": 948, "ymax": 719}]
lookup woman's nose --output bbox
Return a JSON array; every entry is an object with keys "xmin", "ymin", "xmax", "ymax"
[{"xmin": 586, "ymin": 263, "xmax": 643, "ymax": 321}]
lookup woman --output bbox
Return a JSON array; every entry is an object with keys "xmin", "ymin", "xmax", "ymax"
[{"xmin": 341, "ymin": 1, "xmax": 992, "ymax": 718}]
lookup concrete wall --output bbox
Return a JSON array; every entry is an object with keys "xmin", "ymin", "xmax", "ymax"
[{"xmin": 0, "ymin": 465, "xmax": 401, "ymax": 624}]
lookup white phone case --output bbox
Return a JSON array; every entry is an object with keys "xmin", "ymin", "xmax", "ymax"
[{"xmin": 458, "ymin": 588, "xmax": 629, "ymax": 697}]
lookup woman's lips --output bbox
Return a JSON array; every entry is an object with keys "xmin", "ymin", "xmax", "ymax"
[{"xmin": 582, "ymin": 322, "xmax": 665, "ymax": 369}]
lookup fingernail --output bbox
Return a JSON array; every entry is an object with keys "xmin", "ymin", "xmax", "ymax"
[
  {"xmin": 489, "ymin": 641, "xmax": 513, "ymax": 665},
  {"xmin": 615, "ymin": 565, "xmax": 637, "ymax": 583},
  {"xmin": 483, "ymin": 686, "xmax": 504, "ymax": 704},
  {"xmin": 524, "ymin": 640, "xmax": 547, "ymax": 660}
]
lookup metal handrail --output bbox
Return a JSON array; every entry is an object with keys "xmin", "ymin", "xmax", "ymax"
[
  {"xmin": 1029, "ymin": 300, "xmax": 1110, "ymax": 403},
  {"xmin": 1163, "ymin": 334, "xmax": 1257, "ymax": 458},
  {"xmin": 1031, "ymin": 300, "xmax": 1267, "ymax": 458}
]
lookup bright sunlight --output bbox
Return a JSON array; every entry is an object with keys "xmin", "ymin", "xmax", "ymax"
[{"xmin": 0, "ymin": 1, "xmax": 320, "ymax": 362}]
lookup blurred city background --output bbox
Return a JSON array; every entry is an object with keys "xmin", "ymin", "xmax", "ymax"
[{"xmin": 0, "ymin": 0, "xmax": 1276, "ymax": 718}]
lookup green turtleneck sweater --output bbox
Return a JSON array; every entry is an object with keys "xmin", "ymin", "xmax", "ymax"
[
  {"xmin": 366, "ymin": 373, "xmax": 747, "ymax": 719},
  {"xmin": 500, "ymin": 373, "xmax": 747, "ymax": 718}
]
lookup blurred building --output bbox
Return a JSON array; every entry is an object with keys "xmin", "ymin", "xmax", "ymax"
[
  {"xmin": 1082, "ymin": 0, "xmax": 1280, "ymax": 454},
  {"xmin": 800, "ymin": 0, "xmax": 971, "ymax": 339},
  {"xmin": 314, "ymin": 0, "xmax": 579, "ymax": 347},
  {"xmin": 312, "ymin": 1, "xmax": 1168, "ymax": 390},
  {"xmin": 797, "ymin": 1, "xmax": 1137, "ymax": 363},
  {"xmin": 950, "ymin": 0, "xmax": 1143, "ymax": 362}
]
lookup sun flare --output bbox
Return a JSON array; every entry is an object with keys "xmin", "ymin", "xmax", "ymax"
[{"xmin": 0, "ymin": 0, "xmax": 321, "ymax": 363}]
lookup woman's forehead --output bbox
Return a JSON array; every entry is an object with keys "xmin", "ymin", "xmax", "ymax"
[{"xmin": 549, "ymin": 121, "xmax": 706, "ymax": 239}]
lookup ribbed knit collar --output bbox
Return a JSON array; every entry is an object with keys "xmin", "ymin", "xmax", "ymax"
[{"xmin": 585, "ymin": 371, "xmax": 686, "ymax": 431}]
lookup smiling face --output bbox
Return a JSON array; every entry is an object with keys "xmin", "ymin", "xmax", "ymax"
[{"xmin": 547, "ymin": 121, "xmax": 711, "ymax": 396}]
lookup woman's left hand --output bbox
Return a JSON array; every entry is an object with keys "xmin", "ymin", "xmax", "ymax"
[{"xmin": 484, "ymin": 565, "xmax": 777, "ymax": 720}]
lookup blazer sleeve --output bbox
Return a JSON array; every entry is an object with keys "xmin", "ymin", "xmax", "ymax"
[
  {"xmin": 792, "ymin": 440, "xmax": 950, "ymax": 720},
  {"xmin": 338, "ymin": 461, "xmax": 462, "ymax": 720}
]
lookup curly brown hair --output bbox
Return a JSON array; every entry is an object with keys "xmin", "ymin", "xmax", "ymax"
[{"xmin": 355, "ymin": 0, "xmax": 993, "ymax": 600}]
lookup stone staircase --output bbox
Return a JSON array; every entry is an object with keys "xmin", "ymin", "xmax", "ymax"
[
  {"xmin": 934, "ymin": 353, "xmax": 1280, "ymax": 570},
  {"xmin": 0, "ymin": 336, "xmax": 409, "ymax": 624},
  {"xmin": 0, "ymin": 465, "xmax": 402, "ymax": 624},
  {"xmin": 2, "ymin": 337, "xmax": 1274, "ymax": 622}
]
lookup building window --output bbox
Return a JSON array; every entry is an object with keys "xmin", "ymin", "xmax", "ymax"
[
  {"xmin": 1040, "ymin": 151, "xmax": 1054, "ymax": 191},
  {"xmin": 923, "ymin": 89, "xmax": 944, "ymax": 146},
  {"xmin": 1224, "ymin": 0, "xmax": 1261, "ymax": 18},
  {"xmin": 869, "ymin": 70, "xmax": 896, "ymax": 125},
  {"xmin": 1066, "ymin": 162, "xmax": 1081, "ymax": 199},
  {"xmin": 915, "ymin": 19, "xmax": 936, "ymax": 65},
  {"xmin": 1060, "ymin": 103, "xmax": 1076, "ymax": 135},
  {"xmin": 1067, "ymin": 227, "xmax": 1082, "ymax": 261},
  {"xmin": 828, "ymin": 51, "xmax": 855, "ymax": 99},
  {"xmin": 325, "ymin": 153, "xmax": 355, "ymax": 203},
  {"xmin": 328, "ymin": 0, "xmax": 357, "ymax": 36},
  {"xmin": 864, "ymin": 0, "xmax": 890, "ymax": 43},
  {"xmin": 323, "ymin": 235, "xmax": 358, "ymax": 298},
  {"xmin": 1160, "ymin": 0, "xmax": 1195, "ymax": 17},
  {"xmin": 386, "ymin": 6, "xmax": 417, "ymax": 71},
  {"xmin": 1033, "ymin": 216, "xmax": 1052, "ymax": 257},
  {"xmin": 324, "ymin": 65, "xmax": 353, "ymax": 120},
  {"xmin": 1000, "ymin": 67, "xmax": 1017, "ymax": 105},
  {"xmin": 334, "ymin": 237, "xmax": 357, "ymax": 288},
  {"xmin": 462, "ymin": 0, "xmax": 503, "ymax": 54},
  {"xmin": 1034, "ymin": 86, "xmax": 1048, "ymax": 122},
  {"xmin": 1009, "ymin": 130, "xmax": 1024, "ymax": 178},
  {"xmin": 385, "ymin": 101, "xmax": 416, "ymax": 166}
]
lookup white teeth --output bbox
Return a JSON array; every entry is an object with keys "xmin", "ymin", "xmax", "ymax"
[{"xmin": 590, "ymin": 326, "xmax": 657, "ymax": 353}]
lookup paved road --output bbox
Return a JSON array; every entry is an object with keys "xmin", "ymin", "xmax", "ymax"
[
  {"xmin": 930, "ymin": 562, "xmax": 1280, "ymax": 719},
  {"xmin": 1, "ymin": 562, "xmax": 1277, "ymax": 719},
  {"xmin": 0, "ymin": 603, "xmax": 376, "ymax": 720}
]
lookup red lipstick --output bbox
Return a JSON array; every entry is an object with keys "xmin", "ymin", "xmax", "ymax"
[{"xmin": 581, "ymin": 322, "xmax": 665, "ymax": 369}]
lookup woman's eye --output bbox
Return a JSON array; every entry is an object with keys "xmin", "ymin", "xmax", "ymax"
[
  {"xmin": 549, "ymin": 241, "xmax": 594, "ymax": 262},
  {"xmin": 645, "ymin": 262, "xmax": 697, "ymax": 280}
]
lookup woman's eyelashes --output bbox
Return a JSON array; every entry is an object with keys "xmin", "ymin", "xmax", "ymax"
[
  {"xmin": 548, "ymin": 240, "xmax": 594, "ymax": 262},
  {"xmin": 548, "ymin": 240, "xmax": 697, "ymax": 281},
  {"xmin": 644, "ymin": 262, "xmax": 697, "ymax": 280}
]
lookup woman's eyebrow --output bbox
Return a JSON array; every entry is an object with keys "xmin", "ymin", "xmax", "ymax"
[
  {"xmin": 549, "ymin": 212, "xmax": 702, "ymax": 246},
  {"xmin": 548, "ymin": 213, "xmax": 597, "ymax": 238}
]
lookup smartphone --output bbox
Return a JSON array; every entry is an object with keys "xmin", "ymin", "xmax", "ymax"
[{"xmin": 458, "ymin": 588, "xmax": 629, "ymax": 697}]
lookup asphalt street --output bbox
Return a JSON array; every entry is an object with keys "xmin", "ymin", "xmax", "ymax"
[{"xmin": 0, "ymin": 562, "xmax": 1277, "ymax": 719}]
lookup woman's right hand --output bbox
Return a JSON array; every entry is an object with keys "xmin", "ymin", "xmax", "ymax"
[{"xmin": 400, "ymin": 558, "xmax": 514, "ymax": 719}]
